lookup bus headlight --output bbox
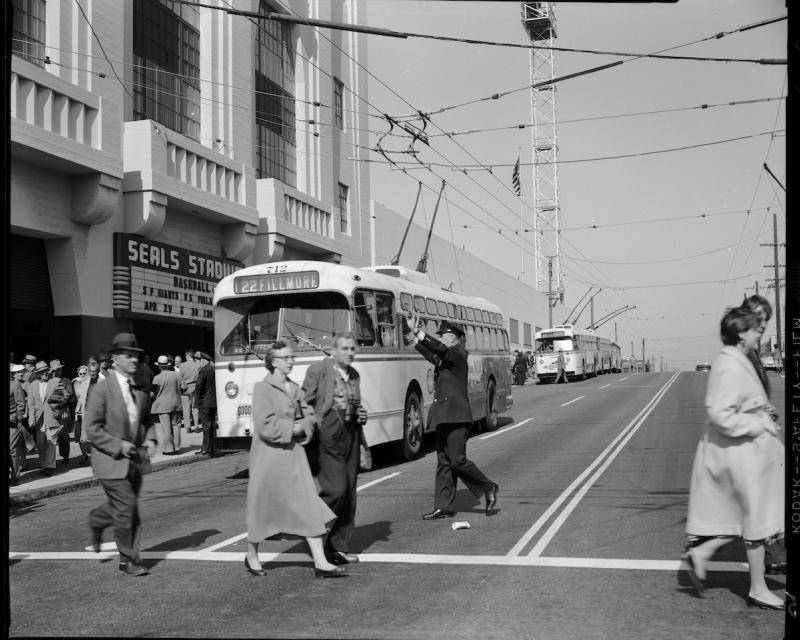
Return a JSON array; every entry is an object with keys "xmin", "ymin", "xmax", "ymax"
[{"xmin": 225, "ymin": 381, "xmax": 239, "ymax": 399}]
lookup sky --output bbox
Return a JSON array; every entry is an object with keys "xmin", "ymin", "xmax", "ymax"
[{"xmin": 360, "ymin": 0, "xmax": 787, "ymax": 370}]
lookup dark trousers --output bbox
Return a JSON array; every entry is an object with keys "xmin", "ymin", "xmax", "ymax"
[
  {"xmin": 9, "ymin": 426, "xmax": 26, "ymax": 477},
  {"xmin": 434, "ymin": 422, "xmax": 492, "ymax": 510},
  {"xmin": 317, "ymin": 414, "xmax": 359, "ymax": 553},
  {"xmin": 89, "ymin": 465, "xmax": 143, "ymax": 564},
  {"xmin": 57, "ymin": 419, "xmax": 71, "ymax": 461},
  {"xmin": 199, "ymin": 407, "xmax": 216, "ymax": 453}
]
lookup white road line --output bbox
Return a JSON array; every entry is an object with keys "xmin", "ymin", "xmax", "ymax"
[
  {"xmin": 479, "ymin": 418, "xmax": 532, "ymax": 440},
  {"xmin": 202, "ymin": 533, "xmax": 248, "ymax": 553},
  {"xmin": 619, "ymin": 376, "xmax": 628, "ymax": 381},
  {"xmin": 505, "ymin": 371, "xmax": 680, "ymax": 557},
  {"xmin": 527, "ymin": 371, "xmax": 680, "ymax": 557},
  {"xmin": 357, "ymin": 472, "xmax": 401, "ymax": 492},
  {"xmin": 200, "ymin": 472, "xmax": 402, "ymax": 552},
  {"xmin": 7, "ymin": 550, "xmax": 748, "ymax": 573},
  {"xmin": 560, "ymin": 396, "xmax": 584, "ymax": 407},
  {"xmin": 598, "ymin": 384, "xmax": 611, "ymax": 390}
]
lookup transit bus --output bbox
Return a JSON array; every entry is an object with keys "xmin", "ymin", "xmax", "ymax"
[
  {"xmin": 212, "ymin": 260, "xmax": 514, "ymax": 460},
  {"xmin": 533, "ymin": 324, "xmax": 621, "ymax": 382}
]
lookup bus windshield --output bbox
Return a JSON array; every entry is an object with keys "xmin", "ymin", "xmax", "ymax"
[
  {"xmin": 217, "ymin": 292, "xmax": 351, "ymax": 355},
  {"xmin": 535, "ymin": 337, "xmax": 574, "ymax": 353}
]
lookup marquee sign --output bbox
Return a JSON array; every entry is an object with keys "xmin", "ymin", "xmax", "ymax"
[{"xmin": 113, "ymin": 233, "xmax": 242, "ymax": 325}]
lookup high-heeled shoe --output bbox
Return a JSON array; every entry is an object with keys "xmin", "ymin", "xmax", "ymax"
[
  {"xmin": 244, "ymin": 557, "xmax": 267, "ymax": 576},
  {"xmin": 746, "ymin": 595, "xmax": 783, "ymax": 610},
  {"xmin": 314, "ymin": 565, "xmax": 347, "ymax": 579}
]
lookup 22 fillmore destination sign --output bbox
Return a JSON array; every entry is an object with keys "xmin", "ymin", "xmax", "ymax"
[{"xmin": 113, "ymin": 233, "xmax": 242, "ymax": 325}]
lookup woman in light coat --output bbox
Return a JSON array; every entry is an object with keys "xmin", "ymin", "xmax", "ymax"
[
  {"xmin": 244, "ymin": 341, "xmax": 345, "ymax": 578},
  {"xmin": 684, "ymin": 306, "xmax": 784, "ymax": 610}
]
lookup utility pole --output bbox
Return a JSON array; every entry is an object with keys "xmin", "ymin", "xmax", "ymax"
[
  {"xmin": 660, "ymin": 356, "xmax": 663, "ymax": 372},
  {"xmin": 760, "ymin": 213, "xmax": 784, "ymax": 351},
  {"xmin": 548, "ymin": 256, "xmax": 553, "ymax": 328},
  {"xmin": 631, "ymin": 341, "xmax": 635, "ymax": 373},
  {"xmin": 614, "ymin": 322, "xmax": 618, "ymax": 344},
  {"xmin": 642, "ymin": 338, "xmax": 645, "ymax": 373},
  {"xmin": 745, "ymin": 281, "xmax": 759, "ymax": 297}
]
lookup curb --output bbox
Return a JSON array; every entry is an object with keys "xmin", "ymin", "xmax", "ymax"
[{"xmin": 9, "ymin": 451, "xmax": 244, "ymax": 506}]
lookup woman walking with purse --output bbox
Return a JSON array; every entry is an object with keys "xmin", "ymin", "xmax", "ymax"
[
  {"xmin": 244, "ymin": 340, "xmax": 346, "ymax": 579},
  {"xmin": 683, "ymin": 306, "xmax": 784, "ymax": 610}
]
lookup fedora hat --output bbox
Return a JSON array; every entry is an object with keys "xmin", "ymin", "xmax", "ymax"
[
  {"xmin": 194, "ymin": 351, "xmax": 212, "ymax": 361},
  {"xmin": 34, "ymin": 360, "xmax": 50, "ymax": 373},
  {"xmin": 109, "ymin": 333, "xmax": 145, "ymax": 353},
  {"xmin": 22, "ymin": 354, "xmax": 37, "ymax": 364},
  {"xmin": 436, "ymin": 319, "xmax": 465, "ymax": 338},
  {"xmin": 10, "ymin": 364, "xmax": 25, "ymax": 373},
  {"xmin": 156, "ymin": 355, "xmax": 170, "ymax": 366},
  {"xmin": 49, "ymin": 359, "xmax": 64, "ymax": 371}
]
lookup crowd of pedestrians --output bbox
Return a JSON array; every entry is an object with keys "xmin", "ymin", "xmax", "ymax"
[{"xmin": 8, "ymin": 344, "xmax": 217, "ymax": 484}]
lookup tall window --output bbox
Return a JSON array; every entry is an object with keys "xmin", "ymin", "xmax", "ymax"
[
  {"xmin": 333, "ymin": 77, "xmax": 344, "ymax": 130},
  {"xmin": 12, "ymin": 0, "xmax": 46, "ymax": 67},
  {"xmin": 254, "ymin": 1, "xmax": 296, "ymax": 185},
  {"xmin": 337, "ymin": 182, "xmax": 349, "ymax": 234},
  {"xmin": 132, "ymin": 0, "xmax": 200, "ymax": 140}
]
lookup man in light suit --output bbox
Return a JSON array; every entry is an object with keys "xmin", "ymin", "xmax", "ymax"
[
  {"xmin": 85, "ymin": 333, "xmax": 157, "ymax": 576},
  {"xmin": 27, "ymin": 361, "xmax": 60, "ymax": 476},
  {"xmin": 404, "ymin": 312, "xmax": 498, "ymax": 520},
  {"xmin": 302, "ymin": 333, "xmax": 367, "ymax": 566}
]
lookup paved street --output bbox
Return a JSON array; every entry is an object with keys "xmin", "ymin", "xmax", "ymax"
[{"xmin": 9, "ymin": 372, "xmax": 787, "ymax": 639}]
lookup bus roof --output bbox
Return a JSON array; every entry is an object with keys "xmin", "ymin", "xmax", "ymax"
[
  {"xmin": 535, "ymin": 324, "xmax": 618, "ymax": 345},
  {"xmin": 214, "ymin": 260, "xmax": 503, "ymax": 319}
]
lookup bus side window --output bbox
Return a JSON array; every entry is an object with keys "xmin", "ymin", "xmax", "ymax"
[
  {"xmin": 353, "ymin": 290, "xmax": 376, "ymax": 347},
  {"xmin": 465, "ymin": 325, "xmax": 476, "ymax": 351},
  {"xmin": 376, "ymin": 292, "xmax": 396, "ymax": 348}
]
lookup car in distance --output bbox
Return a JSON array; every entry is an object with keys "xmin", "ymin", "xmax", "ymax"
[
  {"xmin": 760, "ymin": 353, "xmax": 777, "ymax": 372},
  {"xmin": 695, "ymin": 363, "xmax": 711, "ymax": 372}
]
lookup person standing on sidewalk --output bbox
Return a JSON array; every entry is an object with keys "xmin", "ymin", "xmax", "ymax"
[
  {"xmin": 19, "ymin": 355, "xmax": 39, "ymax": 455},
  {"xmin": 194, "ymin": 351, "xmax": 217, "ymax": 456},
  {"xmin": 85, "ymin": 333, "xmax": 157, "ymax": 577},
  {"xmin": 9, "ymin": 364, "xmax": 28, "ymax": 484},
  {"xmin": 150, "ymin": 355, "xmax": 183, "ymax": 455},
  {"xmin": 403, "ymin": 312, "xmax": 498, "ymax": 520},
  {"xmin": 74, "ymin": 362, "xmax": 102, "ymax": 464},
  {"xmin": 48, "ymin": 359, "xmax": 75, "ymax": 465},
  {"xmin": 178, "ymin": 349, "xmax": 200, "ymax": 433},
  {"xmin": 27, "ymin": 361, "xmax": 60, "ymax": 477}
]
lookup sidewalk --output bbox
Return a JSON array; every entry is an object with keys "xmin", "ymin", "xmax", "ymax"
[{"xmin": 9, "ymin": 426, "xmax": 220, "ymax": 505}]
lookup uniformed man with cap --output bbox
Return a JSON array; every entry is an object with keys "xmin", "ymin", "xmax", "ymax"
[
  {"xmin": 404, "ymin": 311, "xmax": 498, "ymax": 519},
  {"xmin": 193, "ymin": 351, "xmax": 217, "ymax": 456}
]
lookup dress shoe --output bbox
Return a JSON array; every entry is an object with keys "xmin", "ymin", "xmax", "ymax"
[
  {"xmin": 682, "ymin": 550, "xmax": 705, "ymax": 595},
  {"xmin": 90, "ymin": 527, "xmax": 103, "ymax": 554},
  {"xmin": 39, "ymin": 469, "xmax": 53, "ymax": 477},
  {"xmin": 326, "ymin": 551, "xmax": 359, "ymax": 565},
  {"xmin": 485, "ymin": 481, "xmax": 499, "ymax": 514},
  {"xmin": 197, "ymin": 450, "xmax": 208, "ymax": 455},
  {"xmin": 60, "ymin": 458, "xmax": 69, "ymax": 465},
  {"xmin": 765, "ymin": 561, "xmax": 786, "ymax": 575},
  {"xmin": 314, "ymin": 566, "xmax": 347, "ymax": 578},
  {"xmin": 746, "ymin": 595, "xmax": 783, "ymax": 610},
  {"xmin": 118, "ymin": 562, "xmax": 149, "ymax": 576},
  {"xmin": 422, "ymin": 508, "xmax": 455, "ymax": 520},
  {"xmin": 244, "ymin": 557, "xmax": 267, "ymax": 576}
]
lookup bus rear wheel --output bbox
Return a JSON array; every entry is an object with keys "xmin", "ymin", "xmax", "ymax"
[
  {"xmin": 401, "ymin": 391, "xmax": 424, "ymax": 461},
  {"xmin": 481, "ymin": 380, "xmax": 499, "ymax": 432}
]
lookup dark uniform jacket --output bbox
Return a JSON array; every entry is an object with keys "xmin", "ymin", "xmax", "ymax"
[
  {"xmin": 195, "ymin": 363, "xmax": 217, "ymax": 408},
  {"xmin": 415, "ymin": 333, "xmax": 472, "ymax": 429}
]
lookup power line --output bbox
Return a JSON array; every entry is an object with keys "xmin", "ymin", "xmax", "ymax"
[
  {"xmin": 72, "ymin": 0, "xmax": 132, "ymax": 99},
  {"xmin": 427, "ymin": 96, "xmax": 786, "ymax": 139}
]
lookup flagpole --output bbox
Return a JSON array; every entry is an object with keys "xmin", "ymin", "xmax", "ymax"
[{"xmin": 518, "ymin": 148, "xmax": 523, "ymax": 281}]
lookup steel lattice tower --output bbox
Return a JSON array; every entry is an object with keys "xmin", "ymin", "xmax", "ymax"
[{"xmin": 521, "ymin": 3, "xmax": 561, "ymax": 296}]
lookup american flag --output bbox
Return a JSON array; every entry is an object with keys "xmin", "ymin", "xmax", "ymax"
[{"xmin": 512, "ymin": 156, "xmax": 521, "ymax": 196}]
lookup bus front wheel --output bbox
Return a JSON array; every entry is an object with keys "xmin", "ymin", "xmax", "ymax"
[
  {"xmin": 401, "ymin": 391, "xmax": 424, "ymax": 461},
  {"xmin": 481, "ymin": 380, "xmax": 499, "ymax": 432}
]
